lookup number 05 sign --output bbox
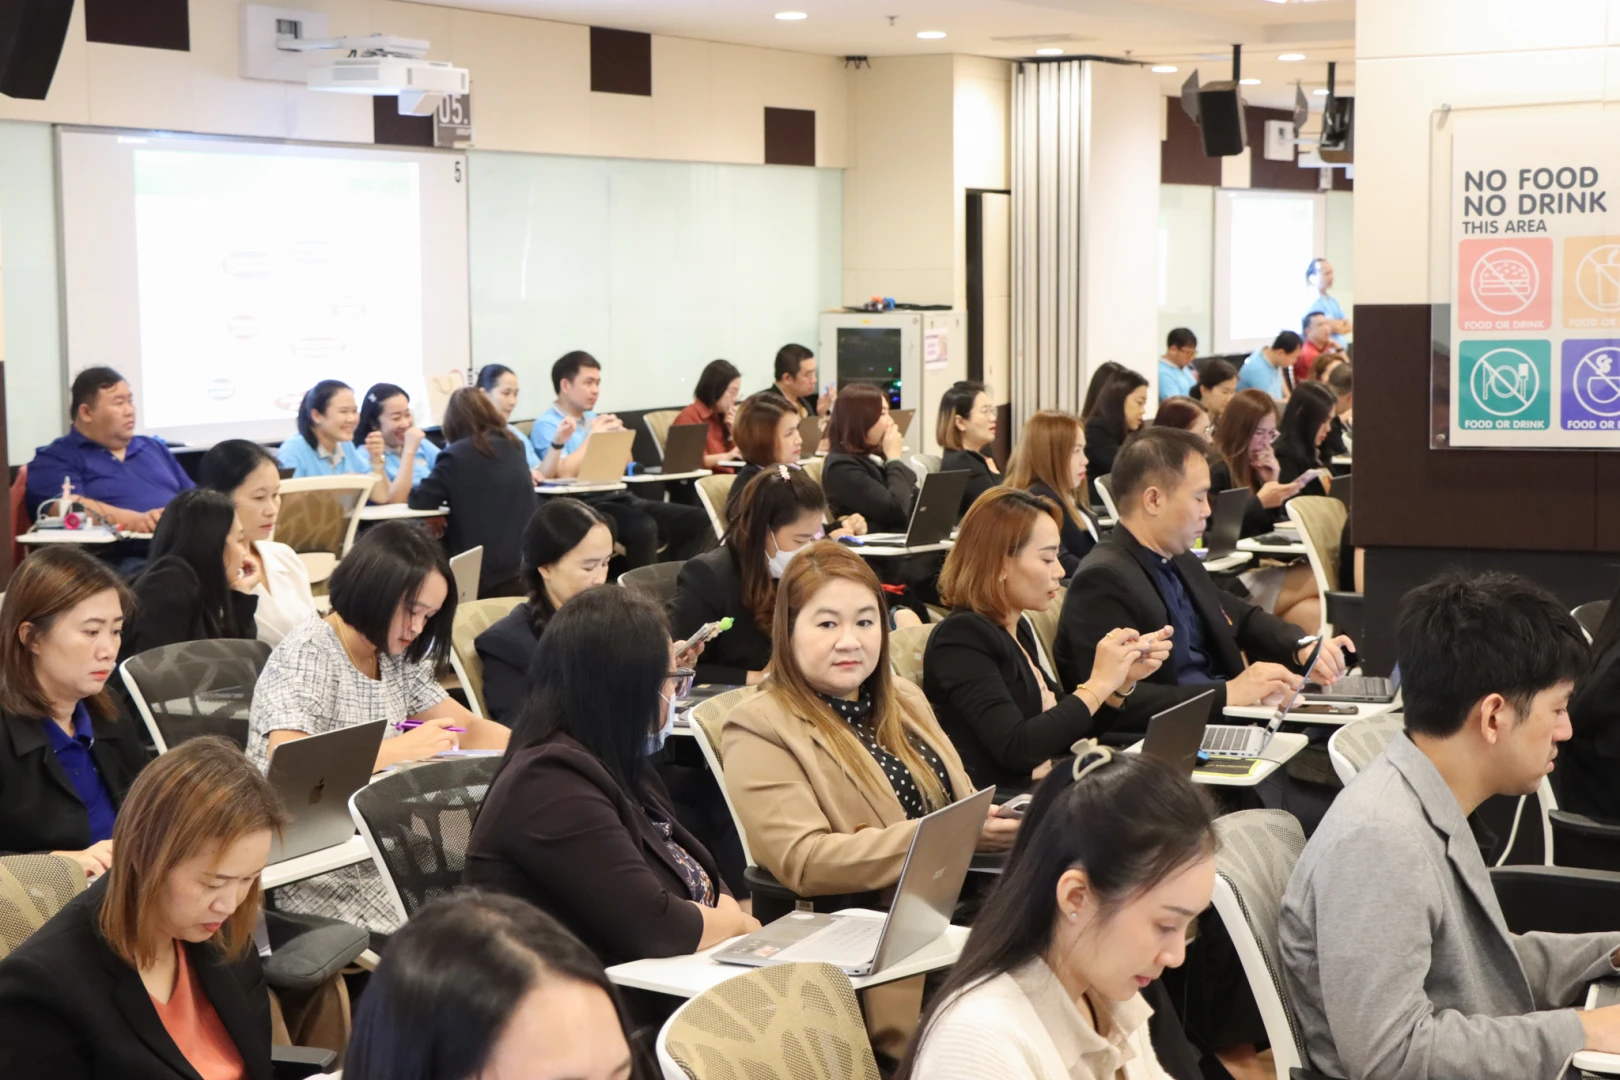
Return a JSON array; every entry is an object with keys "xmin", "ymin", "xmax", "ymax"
[{"xmin": 434, "ymin": 93, "xmax": 473, "ymax": 149}]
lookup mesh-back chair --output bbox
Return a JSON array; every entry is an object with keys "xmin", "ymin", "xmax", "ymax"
[
  {"xmin": 0, "ymin": 854, "xmax": 85, "ymax": 958},
  {"xmin": 889, "ymin": 623, "xmax": 934, "ymax": 685},
  {"xmin": 348, "ymin": 756, "xmax": 502, "ymax": 924},
  {"xmin": 1325, "ymin": 711, "xmax": 1404, "ymax": 786},
  {"xmin": 449, "ymin": 545, "xmax": 483, "ymax": 604},
  {"xmin": 1023, "ymin": 585, "xmax": 1066, "ymax": 669},
  {"xmin": 910, "ymin": 453, "xmax": 941, "ymax": 475},
  {"xmin": 1093, "ymin": 474, "xmax": 1120, "ymax": 520},
  {"xmin": 644, "ymin": 409, "xmax": 682, "ymax": 460},
  {"xmin": 1285, "ymin": 496, "xmax": 1349, "ymax": 638},
  {"xmin": 274, "ymin": 475, "xmax": 375, "ymax": 578},
  {"xmin": 695, "ymin": 474, "xmax": 735, "ymax": 541},
  {"xmin": 449, "ymin": 597, "xmax": 524, "ymax": 720},
  {"xmin": 1574, "ymin": 600, "xmax": 1610, "ymax": 643},
  {"xmin": 1210, "ymin": 810, "xmax": 1314, "ymax": 1080},
  {"xmin": 657, "ymin": 962, "xmax": 880, "ymax": 1080},
  {"xmin": 121, "ymin": 639, "xmax": 274, "ymax": 752},
  {"xmin": 621, "ymin": 561, "xmax": 686, "ymax": 604},
  {"xmin": 1546, "ymin": 809, "xmax": 1620, "ymax": 873}
]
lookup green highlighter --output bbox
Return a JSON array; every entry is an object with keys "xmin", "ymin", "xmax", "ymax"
[{"xmin": 677, "ymin": 615, "xmax": 733, "ymax": 654}]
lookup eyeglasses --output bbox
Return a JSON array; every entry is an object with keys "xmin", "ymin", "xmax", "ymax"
[
  {"xmin": 1250, "ymin": 428, "xmax": 1279, "ymax": 445},
  {"xmin": 666, "ymin": 667, "xmax": 695, "ymax": 699},
  {"xmin": 972, "ymin": 405, "xmax": 997, "ymax": 418}
]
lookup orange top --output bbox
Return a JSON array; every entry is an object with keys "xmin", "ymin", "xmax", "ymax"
[
  {"xmin": 674, "ymin": 400, "xmax": 736, "ymax": 471},
  {"xmin": 149, "ymin": 941, "xmax": 247, "ymax": 1080}
]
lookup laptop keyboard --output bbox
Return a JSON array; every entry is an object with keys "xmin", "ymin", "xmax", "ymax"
[
  {"xmin": 775, "ymin": 917, "xmax": 882, "ymax": 966},
  {"xmin": 1201, "ymin": 724, "xmax": 1260, "ymax": 757},
  {"xmin": 1312, "ymin": 676, "xmax": 1392, "ymax": 699}
]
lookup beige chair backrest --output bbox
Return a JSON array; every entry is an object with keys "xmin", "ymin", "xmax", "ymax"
[
  {"xmin": 275, "ymin": 474, "xmax": 375, "ymax": 558},
  {"xmin": 889, "ymin": 623, "xmax": 935, "ymax": 685},
  {"xmin": 450, "ymin": 597, "xmax": 525, "ymax": 719},
  {"xmin": 688, "ymin": 686, "xmax": 761, "ymax": 866},
  {"xmin": 1023, "ymin": 585, "xmax": 1066, "ymax": 670},
  {"xmin": 695, "ymin": 474, "xmax": 735, "ymax": 541},
  {"xmin": 0, "ymin": 854, "xmax": 86, "ymax": 959},
  {"xmin": 513, "ymin": 419, "xmax": 535, "ymax": 437},
  {"xmin": 449, "ymin": 546, "xmax": 484, "ymax": 604},
  {"xmin": 1285, "ymin": 496, "xmax": 1349, "ymax": 635},
  {"xmin": 643, "ymin": 409, "xmax": 682, "ymax": 459},
  {"xmin": 800, "ymin": 457, "xmax": 824, "ymax": 487}
]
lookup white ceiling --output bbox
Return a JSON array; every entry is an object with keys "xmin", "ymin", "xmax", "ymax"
[{"xmin": 405, "ymin": 0, "xmax": 1355, "ymax": 109}]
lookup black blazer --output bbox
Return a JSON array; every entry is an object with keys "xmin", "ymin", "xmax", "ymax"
[
  {"xmin": 1084, "ymin": 417, "xmax": 1125, "ymax": 478},
  {"xmin": 723, "ymin": 462, "xmax": 765, "ymax": 522},
  {"xmin": 1053, "ymin": 524, "xmax": 1306, "ymax": 733},
  {"xmin": 0, "ymin": 706, "xmax": 149, "ymax": 856},
  {"xmin": 822, "ymin": 453, "xmax": 917, "ymax": 533},
  {"xmin": 0, "ymin": 878, "xmax": 273, "ymax": 1080},
  {"xmin": 941, "ymin": 448, "xmax": 1000, "ymax": 516},
  {"xmin": 409, "ymin": 435, "xmax": 537, "ymax": 597},
  {"xmin": 472, "ymin": 602, "xmax": 541, "ymax": 726},
  {"xmin": 1321, "ymin": 416, "xmax": 1350, "ymax": 461},
  {"xmin": 667, "ymin": 546, "xmax": 772, "ymax": 686},
  {"xmin": 1208, "ymin": 461, "xmax": 1279, "ymax": 538},
  {"xmin": 1028, "ymin": 481, "xmax": 1099, "ymax": 577},
  {"xmin": 464, "ymin": 732, "xmax": 728, "ymax": 970},
  {"xmin": 1274, "ymin": 441, "xmax": 1329, "ymax": 498},
  {"xmin": 120, "ymin": 559, "xmax": 258, "ymax": 665},
  {"xmin": 1560, "ymin": 645, "xmax": 1620, "ymax": 821},
  {"xmin": 923, "ymin": 608, "xmax": 1116, "ymax": 791}
]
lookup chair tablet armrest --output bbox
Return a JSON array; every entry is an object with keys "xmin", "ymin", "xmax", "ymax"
[
  {"xmin": 271, "ymin": 1045, "xmax": 338, "ymax": 1080},
  {"xmin": 1490, "ymin": 865, "xmax": 1620, "ymax": 935}
]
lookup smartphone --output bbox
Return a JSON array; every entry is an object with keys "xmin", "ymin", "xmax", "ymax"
[
  {"xmin": 675, "ymin": 618, "xmax": 728, "ymax": 654},
  {"xmin": 1291, "ymin": 702, "xmax": 1358, "ymax": 716},
  {"xmin": 998, "ymin": 794, "xmax": 1034, "ymax": 819}
]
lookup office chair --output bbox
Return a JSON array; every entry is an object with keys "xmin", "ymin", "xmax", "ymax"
[
  {"xmin": 275, "ymin": 475, "xmax": 375, "ymax": 581},
  {"xmin": 1023, "ymin": 585, "xmax": 1066, "ymax": 669},
  {"xmin": 620, "ymin": 561, "xmax": 686, "ymax": 605},
  {"xmin": 643, "ymin": 409, "xmax": 681, "ymax": 460},
  {"xmin": 1492, "ymin": 864, "xmax": 1620, "ymax": 937},
  {"xmin": 1573, "ymin": 600, "xmax": 1610, "ymax": 643},
  {"xmin": 448, "ymin": 596, "xmax": 523, "ymax": 720},
  {"xmin": 120, "ymin": 639, "xmax": 274, "ymax": 752},
  {"xmin": 694, "ymin": 474, "xmax": 734, "ymax": 541},
  {"xmin": 448, "ymin": 545, "xmax": 483, "ymax": 604},
  {"xmin": 1325, "ymin": 712, "xmax": 1405, "ymax": 786},
  {"xmin": 1545, "ymin": 809, "xmax": 1620, "ymax": 874},
  {"xmin": 888, "ymin": 623, "xmax": 934, "ymax": 685},
  {"xmin": 1285, "ymin": 497, "xmax": 1352, "ymax": 639},
  {"xmin": 1093, "ymin": 474, "xmax": 1120, "ymax": 521}
]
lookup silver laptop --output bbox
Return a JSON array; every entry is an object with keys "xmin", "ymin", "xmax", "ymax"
[
  {"xmin": 713, "ymin": 786, "xmax": 994, "ymax": 976},
  {"xmin": 1200, "ymin": 637, "xmax": 1323, "ymax": 759},
  {"xmin": 541, "ymin": 428, "xmax": 636, "ymax": 484},
  {"xmin": 651, "ymin": 422, "xmax": 708, "ymax": 474},
  {"xmin": 265, "ymin": 720, "xmax": 386, "ymax": 863},
  {"xmin": 1141, "ymin": 690, "xmax": 1220, "ymax": 775},
  {"xmin": 1307, "ymin": 662, "xmax": 1400, "ymax": 704},
  {"xmin": 859, "ymin": 469, "xmax": 971, "ymax": 547}
]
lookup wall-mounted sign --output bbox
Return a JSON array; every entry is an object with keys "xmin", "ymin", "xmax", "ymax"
[{"xmin": 434, "ymin": 92, "xmax": 473, "ymax": 148}]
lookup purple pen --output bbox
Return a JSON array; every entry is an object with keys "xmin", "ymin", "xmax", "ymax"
[{"xmin": 395, "ymin": 720, "xmax": 467, "ymax": 733}]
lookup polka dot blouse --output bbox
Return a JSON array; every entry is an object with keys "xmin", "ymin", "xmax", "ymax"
[{"xmin": 819, "ymin": 690, "xmax": 954, "ymax": 820}]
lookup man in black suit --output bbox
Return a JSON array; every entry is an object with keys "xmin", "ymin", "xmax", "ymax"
[{"xmin": 1055, "ymin": 426, "xmax": 1353, "ymax": 736}]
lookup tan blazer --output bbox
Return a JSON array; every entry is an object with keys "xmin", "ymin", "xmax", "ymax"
[{"xmin": 721, "ymin": 676, "xmax": 978, "ymax": 897}]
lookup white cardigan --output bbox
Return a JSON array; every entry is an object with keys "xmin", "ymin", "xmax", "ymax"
[
  {"xmin": 251, "ymin": 541, "xmax": 317, "ymax": 646},
  {"xmin": 911, "ymin": 958, "xmax": 1172, "ymax": 1080}
]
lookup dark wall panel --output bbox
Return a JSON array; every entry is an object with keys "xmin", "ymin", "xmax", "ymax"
[
  {"xmin": 591, "ymin": 26, "xmax": 652, "ymax": 96},
  {"xmin": 1245, "ymin": 106, "xmax": 1316, "ymax": 192},
  {"xmin": 372, "ymin": 97, "xmax": 434, "ymax": 147},
  {"xmin": 86, "ymin": 0, "xmax": 189, "ymax": 51},
  {"xmin": 764, "ymin": 107, "xmax": 815, "ymax": 166},
  {"xmin": 1160, "ymin": 97, "xmax": 1221, "ymax": 186}
]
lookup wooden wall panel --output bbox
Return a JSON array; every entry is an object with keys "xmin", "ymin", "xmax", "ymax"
[
  {"xmin": 85, "ymin": 0, "xmax": 188, "ymax": 52},
  {"xmin": 764, "ymin": 107, "xmax": 815, "ymax": 166},
  {"xmin": 590, "ymin": 26, "xmax": 652, "ymax": 97},
  {"xmin": 1160, "ymin": 97, "xmax": 1221, "ymax": 186}
]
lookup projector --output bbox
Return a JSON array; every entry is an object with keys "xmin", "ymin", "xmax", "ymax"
[{"xmin": 307, "ymin": 57, "xmax": 468, "ymax": 116}]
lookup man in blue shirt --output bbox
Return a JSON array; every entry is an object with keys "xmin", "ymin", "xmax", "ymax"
[
  {"xmin": 26, "ymin": 367, "xmax": 193, "ymax": 532},
  {"xmin": 1305, "ymin": 257, "xmax": 1352, "ymax": 347},
  {"xmin": 1158, "ymin": 328, "xmax": 1199, "ymax": 401},
  {"xmin": 1238, "ymin": 330, "xmax": 1304, "ymax": 401},
  {"xmin": 532, "ymin": 351, "xmax": 710, "ymax": 569}
]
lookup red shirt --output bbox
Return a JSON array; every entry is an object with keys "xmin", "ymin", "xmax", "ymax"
[
  {"xmin": 1296, "ymin": 341, "xmax": 1325, "ymax": 384},
  {"xmin": 673, "ymin": 400, "xmax": 735, "ymax": 472},
  {"xmin": 150, "ymin": 942, "xmax": 247, "ymax": 1080}
]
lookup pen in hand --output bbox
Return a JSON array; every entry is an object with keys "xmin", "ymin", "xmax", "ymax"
[{"xmin": 394, "ymin": 720, "xmax": 467, "ymax": 733}]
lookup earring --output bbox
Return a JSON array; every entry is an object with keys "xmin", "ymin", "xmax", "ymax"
[{"xmin": 1069, "ymin": 911, "xmax": 1078, "ymax": 920}]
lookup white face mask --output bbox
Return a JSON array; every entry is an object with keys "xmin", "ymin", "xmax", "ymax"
[
  {"xmin": 766, "ymin": 539, "xmax": 802, "ymax": 580},
  {"xmin": 644, "ymin": 693, "xmax": 677, "ymax": 756}
]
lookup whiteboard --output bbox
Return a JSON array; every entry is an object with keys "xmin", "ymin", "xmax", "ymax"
[
  {"xmin": 468, "ymin": 152, "xmax": 842, "ymax": 417},
  {"xmin": 1213, "ymin": 189, "xmax": 1326, "ymax": 354}
]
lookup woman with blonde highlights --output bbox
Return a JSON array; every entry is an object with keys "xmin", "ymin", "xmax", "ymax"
[{"xmin": 1005, "ymin": 410, "xmax": 1101, "ymax": 576}]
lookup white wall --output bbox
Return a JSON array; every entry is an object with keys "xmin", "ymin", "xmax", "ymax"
[{"xmin": 0, "ymin": 123, "xmax": 65, "ymax": 461}]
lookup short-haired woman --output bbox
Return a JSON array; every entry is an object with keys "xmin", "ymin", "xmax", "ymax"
[
  {"xmin": 0, "ymin": 547, "xmax": 143, "ymax": 877},
  {"xmin": 1191, "ymin": 358, "xmax": 1239, "ymax": 425},
  {"xmin": 1005, "ymin": 411, "xmax": 1101, "ymax": 577},
  {"xmin": 925, "ymin": 489, "xmax": 1168, "ymax": 790},
  {"xmin": 1084, "ymin": 370, "xmax": 1149, "ymax": 479},
  {"xmin": 355, "ymin": 382, "xmax": 437, "ymax": 488},
  {"xmin": 198, "ymin": 440, "xmax": 317, "ymax": 646},
  {"xmin": 937, "ymin": 380, "xmax": 1002, "ymax": 516},
  {"xmin": 344, "ymin": 891, "xmax": 638, "ymax": 1080},
  {"xmin": 408, "ymin": 387, "xmax": 538, "ymax": 598},
  {"xmin": 725, "ymin": 391, "xmax": 802, "ymax": 519},
  {"xmin": 1151, "ymin": 396, "xmax": 1211, "ymax": 437},
  {"xmin": 249, "ymin": 521, "xmax": 509, "ymax": 933},
  {"xmin": 277, "ymin": 379, "xmax": 405, "ymax": 503},
  {"xmin": 673, "ymin": 359, "xmax": 744, "ymax": 471},
  {"xmin": 0, "ymin": 736, "xmax": 288, "ymax": 1078}
]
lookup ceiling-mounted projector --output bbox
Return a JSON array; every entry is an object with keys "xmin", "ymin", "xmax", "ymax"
[{"xmin": 279, "ymin": 32, "xmax": 468, "ymax": 116}]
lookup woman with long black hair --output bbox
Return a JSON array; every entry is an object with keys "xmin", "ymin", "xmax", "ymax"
[
  {"xmin": 354, "ymin": 382, "xmax": 436, "ymax": 490},
  {"xmin": 1084, "ymin": 370, "xmax": 1149, "ymax": 479}
]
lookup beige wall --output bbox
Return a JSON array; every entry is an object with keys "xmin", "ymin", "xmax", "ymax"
[
  {"xmin": 0, "ymin": 0, "xmax": 851, "ymax": 166},
  {"xmin": 1355, "ymin": 0, "xmax": 1615, "ymax": 304}
]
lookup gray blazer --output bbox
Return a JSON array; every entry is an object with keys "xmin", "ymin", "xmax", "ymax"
[{"xmin": 1278, "ymin": 733, "xmax": 1620, "ymax": 1080}]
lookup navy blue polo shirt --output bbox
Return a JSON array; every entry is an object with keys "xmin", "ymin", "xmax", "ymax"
[
  {"xmin": 25, "ymin": 429, "xmax": 193, "ymax": 518},
  {"xmin": 42, "ymin": 702, "xmax": 116, "ymax": 845},
  {"xmin": 1148, "ymin": 553, "xmax": 1219, "ymax": 686}
]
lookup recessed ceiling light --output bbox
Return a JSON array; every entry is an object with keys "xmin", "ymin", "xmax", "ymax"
[
  {"xmin": 1239, "ymin": 78, "xmax": 1260, "ymax": 85},
  {"xmin": 1151, "ymin": 65, "xmax": 1178, "ymax": 73},
  {"xmin": 1278, "ymin": 53, "xmax": 1306, "ymax": 61},
  {"xmin": 1037, "ymin": 47, "xmax": 1065, "ymax": 56},
  {"xmin": 1313, "ymin": 88, "xmax": 1330, "ymax": 95},
  {"xmin": 917, "ymin": 30, "xmax": 947, "ymax": 39},
  {"xmin": 775, "ymin": 11, "xmax": 807, "ymax": 19}
]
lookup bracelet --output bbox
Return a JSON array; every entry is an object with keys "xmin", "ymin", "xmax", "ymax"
[
  {"xmin": 1117, "ymin": 680, "xmax": 1137, "ymax": 698},
  {"xmin": 550, "ymin": 441, "xmax": 567, "ymax": 451},
  {"xmin": 1074, "ymin": 684, "xmax": 1102, "ymax": 711}
]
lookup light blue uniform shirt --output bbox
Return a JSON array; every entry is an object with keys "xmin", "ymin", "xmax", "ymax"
[
  {"xmin": 382, "ymin": 440, "xmax": 440, "ymax": 484},
  {"xmin": 1306, "ymin": 293, "xmax": 1348, "ymax": 346},
  {"xmin": 276, "ymin": 436, "xmax": 375, "ymax": 477},
  {"xmin": 509, "ymin": 426, "xmax": 541, "ymax": 470},
  {"xmin": 530, "ymin": 405, "xmax": 595, "ymax": 457},
  {"xmin": 1237, "ymin": 350, "xmax": 1286, "ymax": 400},
  {"xmin": 1158, "ymin": 358, "xmax": 1197, "ymax": 401}
]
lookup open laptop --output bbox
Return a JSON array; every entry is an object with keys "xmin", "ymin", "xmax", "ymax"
[
  {"xmin": 1140, "ymin": 690, "xmax": 1220, "ymax": 775},
  {"xmin": 1199, "ymin": 488, "xmax": 1251, "ymax": 560},
  {"xmin": 890, "ymin": 408, "xmax": 915, "ymax": 437},
  {"xmin": 648, "ymin": 422, "xmax": 707, "ymax": 475},
  {"xmin": 1198, "ymin": 637, "xmax": 1323, "ymax": 758},
  {"xmin": 713, "ymin": 787, "xmax": 994, "ymax": 976},
  {"xmin": 265, "ymin": 720, "xmax": 386, "ymax": 863},
  {"xmin": 1307, "ymin": 662, "xmax": 1400, "ymax": 704},
  {"xmin": 858, "ymin": 470, "xmax": 970, "ymax": 547},
  {"xmin": 541, "ymin": 428, "xmax": 636, "ymax": 484}
]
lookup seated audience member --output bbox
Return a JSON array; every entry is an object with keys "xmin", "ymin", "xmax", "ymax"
[
  {"xmin": 249, "ymin": 522, "xmax": 509, "ymax": 933},
  {"xmin": 0, "ymin": 548, "xmax": 143, "ymax": 873},
  {"xmin": 1280, "ymin": 572, "xmax": 1620, "ymax": 1080},
  {"xmin": 1190, "ymin": 357, "xmax": 1239, "ymax": 426},
  {"xmin": 477, "ymin": 363, "xmax": 546, "ymax": 480},
  {"xmin": 1562, "ymin": 590, "xmax": 1620, "ymax": 821},
  {"xmin": 344, "ymin": 891, "xmax": 638, "ymax": 1080},
  {"xmin": 1310, "ymin": 349, "xmax": 1348, "ymax": 386},
  {"xmin": 119, "ymin": 489, "xmax": 260, "ymax": 663},
  {"xmin": 530, "ymin": 351, "xmax": 709, "ymax": 568},
  {"xmin": 901, "ymin": 748, "xmax": 1216, "ymax": 1080},
  {"xmin": 464, "ymin": 588, "xmax": 758, "ymax": 986},
  {"xmin": 1294, "ymin": 312, "xmax": 1341, "ymax": 385},
  {"xmin": 673, "ymin": 359, "xmax": 743, "ymax": 471},
  {"xmin": 766, "ymin": 342, "xmax": 833, "ymax": 417},
  {"xmin": 1210, "ymin": 389, "xmax": 1307, "ymax": 539},
  {"xmin": 1054, "ymin": 428, "xmax": 1349, "ymax": 734},
  {"xmin": 822, "ymin": 383, "xmax": 917, "ymax": 533},
  {"xmin": 26, "ymin": 366, "xmax": 193, "ymax": 531},
  {"xmin": 725, "ymin": 391, "xmax": 803, "ymax": 519},
  {"xmin": 355, "ymin": 382, "xmax": 437, "ymax": 489},
  {"xmin": 1236, "ymin": 331, "xmax": 1302, "ymax": 401},
  {"xmin": 1273, "ymin": 381, "xmax": 1336, "ymax": 495},
  {"xmin": 1152, "ymin": 396, "xmax": 1211, "ymax": 437},
  {"xmin": 938, "ymin": 380, "xmax": 1002, "ymax": 515},
  {"xmin": 670, "ymin": 467, "xmax": 826, "ymax": 687},
  {"xmin": 924, "ymin": 489, "xmax": 1169, "ymax": 790},
  {"xmin": 198, "ymin": 440, "xmax": 317, "ymax": 647},
  {"xmin": 1159, "ymin": 328, "xmax": 1199, "ymax": 401},
  {"xmin": 409, "ymin": 388, "xmax": 537, "ymax": 598},
  {"xmin": 1084, "ymin": 370, "xmax": 1149, "ymax": 479},
  {"xmin": 1005, "ymin": 410, "xmax": 1102, "ymax": 576},
  {"xmin": 0, "ymin": 736, "xmax": 287, "ymax": 1079},
  {"xmin": 1321, "ymin": 362, "xmax": 1353, "ymax": 460},
  {"xmin": 276, "ymin": 380, "xmax": 401, "ymax": 504},
  {"xmin": 1081, "ymin": 362, "xmax": 1126, "ymax": 421},
  {"xmin": 474, "ymin": 500, "xmax": 613, "ymax": 726}
]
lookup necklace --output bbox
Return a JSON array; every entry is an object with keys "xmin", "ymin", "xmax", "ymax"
[{"xmin": 329, "ymin": 616, "xmax": 378, "ymax": 679}]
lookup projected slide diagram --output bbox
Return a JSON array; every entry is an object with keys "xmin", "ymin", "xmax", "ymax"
[
  {"xmin": 1458, "ymin": 239, "xmax": 1552, "ymax": 330},
  {"xmin": 1456, "ymin": 340, "xmax": 1550, "ymax": 431},
  {"xmin": 132, "ymin": 150, "xmax": 426, "ymax": 430}
]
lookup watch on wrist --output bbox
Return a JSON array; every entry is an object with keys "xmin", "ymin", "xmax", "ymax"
[{"xmin": 550, "ymin": 441, "xmax": 568, "ymax": 451}]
